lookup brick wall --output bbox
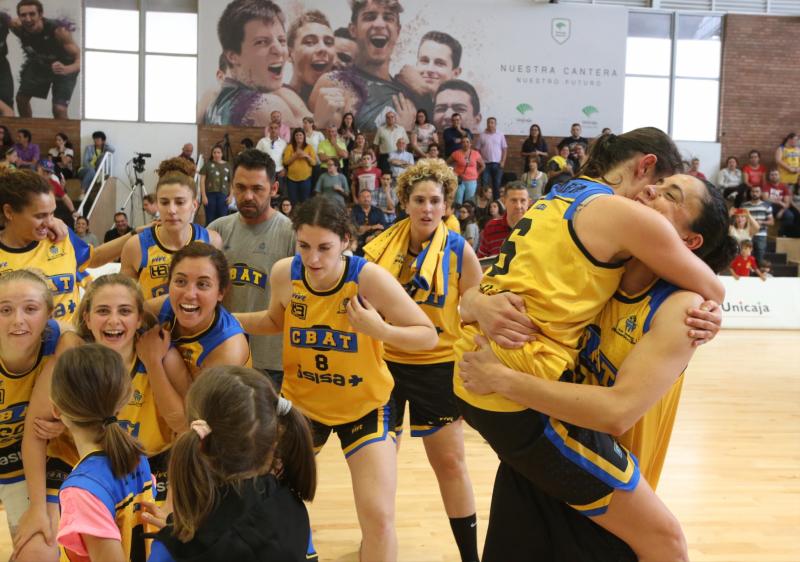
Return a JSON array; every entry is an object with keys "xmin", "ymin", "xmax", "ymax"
[
  {"xmin": 0, "ymin": 116, "xmax": 80, "ymax": 160},
  {"xmin": 719, "ymin": 15, "xmax": 800, "ymax": 169}
]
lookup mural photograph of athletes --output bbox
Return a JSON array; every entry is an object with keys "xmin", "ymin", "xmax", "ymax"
[
  {"xmin": 0, "ymin": 0, "xmax": 81, "ymax": 119},
  {"xmin": 198, "ymin": 0, "xmax": 626, "ymax": 135}
]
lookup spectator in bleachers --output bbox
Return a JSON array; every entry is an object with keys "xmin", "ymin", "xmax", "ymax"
[
  {"xmin": 352, "ymin": 150, "xmax": 381, "ymax": 201},
  {"xmin": 544, "ymin": 155, "xmax": 573, "ymax": 195},
  {"xmin": 47, "ymin": 132, "xmax": 74, "ymax": 168},
  {"xmin": 302, "ymin": 116, "xmax": 324, "ymax": 168},
  {"xmin": 743, "ymin": 149, "xmax": 766, "ymax": 188},
  {"xmin": 557, "ymin": 144, "xmax": 573, "ymax": 173},
  {"xmin": 775, "ymin": 132, "xmax": 799, "ymax": 187},
  {"xmin": 410, "ymin": 109, "xmax": 438, "ymax": 160},
  {"xmin": 314, "ymin": 159, "xmax": 349, "ymax": 204},
  {"xmin": 178, "ymin": 143, "xmax": 194, "ymax": 163},
  {"xmin": 142, "ymin": 193, "xmax": 159, "ymax": 220},
  {"xmin": 477, "ymin": 183, "xmax": 529, "ymax": 258},
  {"xmin": 14, "ymin": 129, "xmax": 39, "ymax": 168},
  {"xmin": 78, "ymin": 130, "xmax": 114, "ymax": 192},
  {"xmin": 687, "ymin": 157, "xmax": 706, "ymax": 180},
  {"xmin": 104, "ymin": 212, "xmax": 133, "ymax": 243},
  {"xmin": 520, "ymin": 156, "xmax": 546, "ymax": 203},
  {"xmin": 0, "ymin": 126, "xmax": 12, "ymax": 154},
  {"xmin": 729, "ymin": 208, "xmax": 760, "ymax": 245},
  {"xmin": 256, "ymin": 121, "xmax": 288, "ymax": 197},
  {"xmin": 199, "ymin": 144, "xmax": 232, "ymax": 225},
  {"xmin": 556, "ymin": 123, "xmax": 588, "ymax": 164},
  {"xmin": 441, "ymin": 113, "xmax": 472, "ymax": 158},
  {"xmin": 458, "ymin": 201, "xmax": 479, "ymax": 251},
  {"xmin": 761, "ymin": 260, "xmax": 774, "ymax": 278},
  {"xmin": 373, "ymin": 111, "xmax": 409, "ymax": 174},
  {"xmin": 572, "ymin": 143, "xmax": 588, "ymax": 173},
  {"xmin": 448, "ymin": 135, "xmax": 484, "ymax": 204},
  {"xmin": 763, "ymin": 169, "xmax": 798, "ymax": 236},
  {"xmin": 426, "ymin": 143, "xmax": 441, "ymax": 160},
  {"xmin": 475, "ymin": 117, "xmax": 508, "ymax": 200},
  {"xmin": 473, "ymin": 184, "xmax": 493, "ymax": 227},
  {"xmin": 740, "ymin": 185, "xmax": 773, "ymax": 264},
  {"xmin": 716, "ymin": 156, "xmax": 742, "ymax": 192},
  {"xmin": 520, "ymin": 124, "xmax": 549, "ymax": 170},
  {"xmin": 333, "ymin": 27, "xmax": 357, "ymax": 70},
  {"xmin": 0, "ymin": 146, "xmax": 16, "ymax": 170},
  {"xmin": 283, "ymin": 128, "xmax": 316, "ymax": 205},
  {"xmin": 73, "ymin": 216, "xmax": 98, "ymax": 247},
  {"xmin": 349, "ymin": 132, "xmax": 368, "ymax": 182},
  {"xmin": 388, "ymin": 138, "xmax": 414, "ymax": 181},
  {"xmin": 374, "ymin": 171, "xmax": 398, "ymax": 224},
  {"xmin": 240, "ymin": 137, "xmax": 255, "ymax": 150},
  {"xmin": 730, "ymin": 239, "xmax": 766, "ymax": 280},
  {"xmin": 317, "ymin": 124, "xmax": 349, "ymax": 174},
  {"xmin": 338, "ymin": 112, "xmax": 358, "ymax": 176},
  {"xmin": 279, "ymin": 198, "xmax": 292, "ymax": 217},
  {"xmin": 352, "ymin": 189, "xmax": 387, "ymax": 254},
  {"xmin": 269, "ymin": 110, "xmax": 291, "ymax": 143}
]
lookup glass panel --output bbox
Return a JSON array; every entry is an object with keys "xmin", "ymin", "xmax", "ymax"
[
  {"xmin": 623, "ymin": 76, "xmax": 670, "ymax": 133},
  {"xmin": 677, "ymin": 15, "xmax": 722, "ymax": 40},
  {"xmin": 672, "ymin": 79, "xmax": 719, "ymax": 142},
  {"xmin": 628, "ymin": 12, "xmax": 671, "ymax": 38},
  {"xmin": 145, "ymin": 55, "xmax": 197, "ymax": 122},
  {"xmin": 85, "ymin": 51, "xmax": 139, "ymax": 121},
  {"xmin": 676, "ymin": 39, "xmax": 721, "ymax": 79},
  {"xmin": 626, "ymin": 37, "xmax": 671, "ymax": 77},
  {"xmin": 146, "ymin": 12, "xmax": 198, "ymax": 55},
  {"xmin": 85, "ymin": 8, "xmax": 139, "ymax": 52}
]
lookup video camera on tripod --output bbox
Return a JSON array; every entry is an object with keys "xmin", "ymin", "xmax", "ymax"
[{"xmin": 132, "ymin": 152, "xmax": 151, "ymax": 174}]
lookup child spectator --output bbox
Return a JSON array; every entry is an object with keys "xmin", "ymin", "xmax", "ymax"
[
  {"xmin": 760, "ymin": 260, "xmax": 774, "ymax": 278},
  {"xmin": 730, "ymin": 240, "xmax": 766, "ymax": 280}
]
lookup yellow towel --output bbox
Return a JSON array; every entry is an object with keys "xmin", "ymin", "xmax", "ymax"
[{"xmin": 363, "ymin": 217, "xmax": 450, "ymax": 302}]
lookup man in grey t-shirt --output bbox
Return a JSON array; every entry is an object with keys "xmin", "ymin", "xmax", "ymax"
[{"xmin": 208, "ymin": 148, "xmax": 295, "ymax": 388}]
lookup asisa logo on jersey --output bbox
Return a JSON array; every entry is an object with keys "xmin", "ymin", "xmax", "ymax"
[
  {"xmin": 230, "ymin": 263, "xmax": 267, "ymax": 289},
  {"xmin": 289, "ymin": 326, "xmax": 358, "ymax": 353}
]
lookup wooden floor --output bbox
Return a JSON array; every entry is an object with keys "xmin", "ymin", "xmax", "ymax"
[{"xmin": 0, "ymin": 330, "xmax": 797, "ymax": 561}]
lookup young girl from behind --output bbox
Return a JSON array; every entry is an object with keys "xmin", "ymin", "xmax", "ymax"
[
  {"xmin": 148, "ymin": 366, "xmax": 318, "ymax": 562},
  {"xmin": 52, "ymin": 344, "xmax": 154, "ymax": 562}
]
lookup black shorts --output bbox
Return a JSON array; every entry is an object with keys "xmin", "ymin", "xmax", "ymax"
[
  {"xmin": 309, "ymin": 398, "xmax": 396, "ymax": 459},
  {"xmin": 149, "ymin": 449, "xmax": 170, "ymax": 504},
  {"xmin": 386, "ymin": 360, "xmax": 460, "ymax": 437},
  {"xmin": 45, "ymin": 456, "xmax": 72, "ymax": 503},
  {"xmin": 457, "ymin": 398, "xmax": 639, "ymax": 515},
  {"xmin": 18, "ymin": 61, "xmax": 78, "ymax": 105},
  {"xmin": 482, "ymin": 461, "xmax": 636, "ymax": 562},
  {"xmin": 0, "ymin": 57, "xmax": 13, "ymax": 108}
]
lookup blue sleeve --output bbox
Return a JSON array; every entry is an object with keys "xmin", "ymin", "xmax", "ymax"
[
  {"xmin": 147, "ymin": 539, "xmax": 176, "ymax": 562},
  {"xmin": 67, "ymin": 228, "xmax": 92, "ymax": 272}
]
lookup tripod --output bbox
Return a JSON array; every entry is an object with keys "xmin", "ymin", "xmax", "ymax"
[{"xmin": 120, "ymin": 164, "xmax": 149, "ymax": 228}]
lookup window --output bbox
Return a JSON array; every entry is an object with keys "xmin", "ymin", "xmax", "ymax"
[
  {"xmin": 624, "ymin": 12, "xmax": 722, "ymax": 142},
  {"xmin": 84, "ymin": 1, "xmax": 198, "ymax": 123}
]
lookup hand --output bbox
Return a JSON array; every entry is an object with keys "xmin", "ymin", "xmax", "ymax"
[
  {"xmin": 141, "ymin": 501, "xmax": 168, "ymax": 530},
  {"xmin": 395, "ymin": 65, "xmax": 434, "ymax": 98},
  {"xmin": 201, "ymin": 194, "xmax": 208, "ymax": 206},
  {"xmin": 473, "ymin": 292, "xmax": 538, "ymax": 348},
  {"xmin": 346, "ymin": 296, "xmax": 386, "ymax": 341},
  {"xmin": 313, "ymin": 86, "xmax": 346, "ymax": 128},
  {"xmin": 136, "ymin": 325, "xmax": 171, "ymax": 367},
  {"xmin": 51, "ymin": 62, "xmax": 66, "ymax": 75},
  {"xmin": 372, "ymin": 224, "xmax": 384, "ymax": 231},
  {"xmin": 12, "ymin": 506, "xmax": 56, "ymax": 558},
  {"xmin": 685, "ymin": 300, "xmax": 721, "ymax": 347},
  {"xmin": 392, "ymin": 93, "xmax": 417, "ymax": 131},
  {"xmin": 46, "ymin": 218, "xmax": 69, "ymax": 243},
  {"xmin": 458, "ymin": 335, "xmax": 506, "ymax": 395},
  {"xmin": 32, "ymin": 417, "xmax": 66, "ymax": 440}
]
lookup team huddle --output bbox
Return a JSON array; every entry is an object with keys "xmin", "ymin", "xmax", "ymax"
[{"xmin": 0, "ymin": 127, "xmax": 737, "ymax": 562}]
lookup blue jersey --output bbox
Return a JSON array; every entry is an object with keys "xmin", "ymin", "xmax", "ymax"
[{"xmin": 137, "ymin": 224, "xmax": 211, "ymax": 298}]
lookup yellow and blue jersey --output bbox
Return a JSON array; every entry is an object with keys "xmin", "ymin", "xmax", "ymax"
[
  {"xmin": 118, "ymin": 360, "xmax": 173, "ymax": 458},
  {"xmin": 0, "ymin": 319, "xmax": 60, "ymax": 484},
  {"xmin": 158, "ymin": 298, "xmax": 249, "ymax": 375},
  {"xmin": 778, "ymin": 144, "xmax": 800, "ymax": 184},
  {"xmin": 0, "ymin": 230, "xmax": 91, "ymax": 321},
  {"xmin": 577, "ymin": 279, "xmax": 682, "ymax": 488},
  {"xmin": 137, "ymin": 225, "xmax": 211, "ymax": 298},
  {"xmin": 384, "ymin": 231, "xmax": 465, "ymax": 364},
  {"xmin": 282, "ymin": 254, "xmax": 394, "ymax": 426},
  {"xmin": 454, "ymin": 177, "xmax": 625, "ymax": 412},
  {"xmin": 59, "ymin": 452, "xmax": 154, "ymax": 561}
]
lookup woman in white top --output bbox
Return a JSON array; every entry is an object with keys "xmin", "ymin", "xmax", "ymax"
[
  {"xmin": 716, "ymin": 156, "xmax": 743, "ymax": 190},
  {"xmin": 728, "ymin": 207, "xmax": 760, "ymax": 244},
  {"xmin": 410, "ymin": 109, "xmax": 438, "ymax": 159}
]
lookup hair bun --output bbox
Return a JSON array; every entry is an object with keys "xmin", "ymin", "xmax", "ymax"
[{"xmin": 156, "ymin": 157, "xmax": 196, "ymax": 178}]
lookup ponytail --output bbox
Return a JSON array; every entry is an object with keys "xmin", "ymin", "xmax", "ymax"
[
  {"xmin": 276, "ymin": 406, "xmax": 317, "ymax": 502},
  {"xmin": 168, "ymin": 429, "xmax": 217, "ymax": 542},
  {"xmin": 101, "ymin": 420, "xmax": 145, "ymax": 478}
]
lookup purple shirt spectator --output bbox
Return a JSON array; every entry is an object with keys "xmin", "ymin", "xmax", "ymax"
[
  {"xmin": 14, "ymin": 142, "xmax": 40, "ymax": 168},
  {"xmin": 475, "ymin": 131, "xmax": 508, "ymax": 164}
]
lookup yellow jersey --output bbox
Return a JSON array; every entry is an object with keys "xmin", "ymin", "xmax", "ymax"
[
  {"xmin": 282, "ymin": 254, "xmax": 393, "ymax": 426},
  {"xmin": 778, "ymin": 144, "xmax": 800, "ymax": 185},
  {"xmin": 577, "ymin": 279, "xmax": 683, "ymax": 489},
  {"xmin": 136, "ymin": 224, "xmax": 212, "ymax": 299},
  {"xmin": 117, "ymin": 360, "xmax": 173, "ymax": 458},
  {"xmin": 383, "ymin": 231, "xmax": 465, "ymax": 364},
  {"xmin": 0, "ymin": 230, "xmax": 92, "ymax": 321},
  {"xmin": 454, "ymin": 177, "xmax": 625, "ymax": 412},
  {"xmin": 0, "ymin": 320, "xmax": 60, "ymax": 484},
  {"xmin": 158, "ymin": 298, "xmax": 250, "ymax": 376},
  {"xmin": 444, "ymin": 214, "xmax": 461, "ymax": 234}
]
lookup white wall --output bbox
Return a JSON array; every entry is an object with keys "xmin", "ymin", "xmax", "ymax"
[
  {"xmin": 80, "ymin": 121, "xmax": 197, "ymax": 227},
  {"xmin": 675, "ymin": 141, "xmax": 722, "ymax": 183}
]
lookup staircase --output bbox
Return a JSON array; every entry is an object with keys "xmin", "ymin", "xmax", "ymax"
[{"xmin": 765, "ymin": 238, "xmax": 799, "ymax": 277}]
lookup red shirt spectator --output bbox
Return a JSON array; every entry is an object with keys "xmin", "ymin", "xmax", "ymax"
[
  {"xmin": 743, "ymin": 163, "xmax": 767, "ymax": 188},
  {"xmin": 764, "ymin": 180, "xmax": 791, "ymax": 204},
  {"xmin": 730, "ymin": 254, "xmax": 758, "ymax": 277},
  {"xmin": 477, "ymin": 215, "xmax": 512, "ymax": 258}
]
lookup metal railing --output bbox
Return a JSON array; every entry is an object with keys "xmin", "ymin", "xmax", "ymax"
[{"xmin": 76, "ymin": 151, "xmax": 113, "ymax": 220}]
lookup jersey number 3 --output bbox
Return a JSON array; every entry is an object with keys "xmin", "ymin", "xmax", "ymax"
[{"xmin": 488, "ymin": 217, "xmax": 532, "ymax": 278}]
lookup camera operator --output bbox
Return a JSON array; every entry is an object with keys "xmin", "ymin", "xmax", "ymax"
[{"xmin": 78, "ymin": 130, "xmax": 114, "ymax": 192}]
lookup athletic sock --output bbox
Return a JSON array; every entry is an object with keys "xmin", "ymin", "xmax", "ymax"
[{"xmin": 449, "ymin": 513, "xmax": 480, "ymax": 562}]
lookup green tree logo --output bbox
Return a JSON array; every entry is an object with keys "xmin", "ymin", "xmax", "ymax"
[{"xmin": 516, "ymin": 103, "xmax": 533, "ymax": 115}]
